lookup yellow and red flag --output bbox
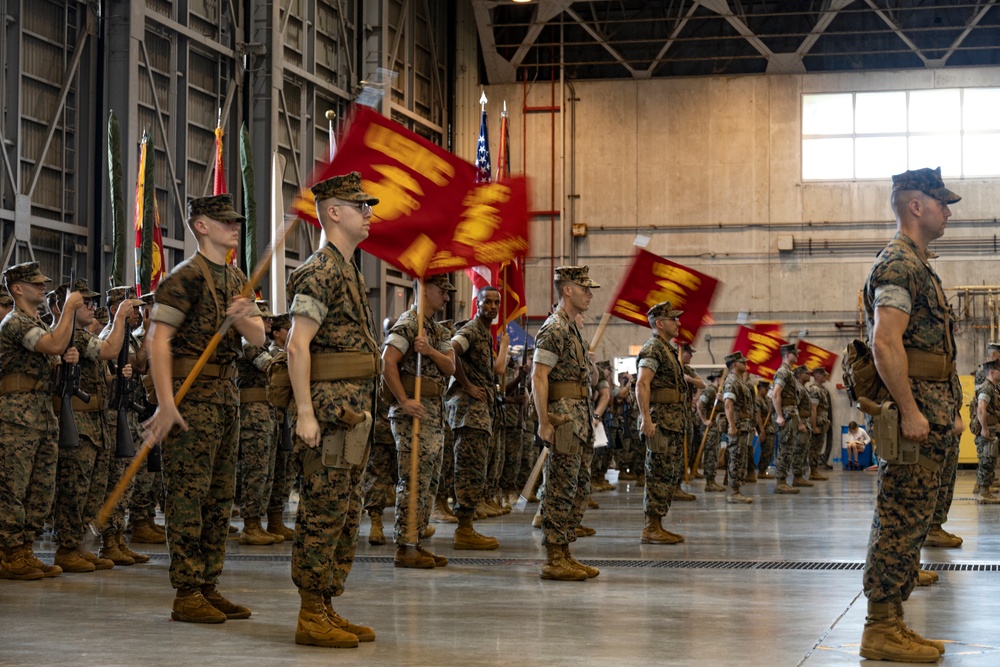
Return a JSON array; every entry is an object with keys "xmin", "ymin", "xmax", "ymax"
[
  {"xmin": 796, "ymin": 340, "xmax": 838, "ymax": 374},
  {"xmin": 733, "ymin": 322, "xmax": 786, "ymax": 380},
  {"xmin": 288, "ymin": 105, "xmax": 529, "ymax": 278},
  {"xmin": 213, "ymin": 120, "xmax": 240, "ymax": 266},
  {"xmin": 134, "ymin": 130, "xmax": 166, "ymax": 295},
  {"xmin": 608, "ymin": 249, "xmax": 719, "ymax": 344}
]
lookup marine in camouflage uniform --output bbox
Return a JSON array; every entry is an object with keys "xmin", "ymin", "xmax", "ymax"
[
  {"xmin": 146, "ymin": 193, "xmax": 264, "ymax": 624},
  {"xmin": 500, "ymin": 352, "xmax": 531, "ymax": 500},
  {"xmin": 755, "ymin": 382, "xmax": 776, "ymax": 478},
  {"xmin": 698, "ymin": 375, "xmax": 725, "ymax": 491},
  {"xmin": 447, "ymin": 286, "xmax": 507, "ymax": 549},
  {"xmin": 284, "ymin": 173, "xmax": 381, "ymax": 647},
  {"xmin": 635, "ymin": 301, "xmax": 692, "ymax": 544},
  {"xmin": 383, "ymin": 273, "xmax": 456, "ymax": 569},
  {"xmin": 51, "ymin": 279, "xmax": 133, "ymax": 573},
  {"xmin": 0, "ymin": 262, "xmax": 83, "ymax": 580},
  {"xmin": 235, "ymin": 300, "xmax": 281, "ymax": 545},
  {"xmin": 791, "ymin": 365, "xmax": 815, "ymax": 486},
  {"xmin": 532, "ymin": 265, "xmax": 601, "ymax": 581},
  {"xmin": 858, "ymin": 167, "xmax": 963, "ymax": 661},
  {"xmin": 721, "ymin": 352, "xmax": 755, "ymax": 504},
  {"xmin": 771, "ymin": 345, "xmax": 804, "ymax": 494},
  {"xmin": 264, "ymin": 313, "xmax": 296, "ymax": 540},
  {"xmin": 973, "ymin": 361, "xmax": 1000, "ymax": 504},
  {"xmin": 127, "ymin": 293, "xmax": 167, "ymax": 545},
  {"xmin": 806, "ymin": 367, "xmax": 831, "ymax": 481},
  {"xmin": 98, "ymin": 286, "xmax": 151, "ymax": 566}
]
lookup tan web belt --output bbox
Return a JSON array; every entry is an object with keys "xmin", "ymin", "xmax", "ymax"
[
  {"xmin": 52, "ymin": 392, "xmax": 107, "ymax": 414},
  {"xmin": 650, "ymin": 387, "xmax": 683, "ymax": 404},
  {"xmin": 905, "ymin": 348, "xmax": 954, "ymax": 382},
  {"xmin": 240, "ymin": 387, "xmax": 269, "ymax": 403},
  {"xmin": 0, "ymin": 373, "xmax": 47, "ymax": 397},
  {"xmin": 311, "ymin": 351, "xmax": 379, "ymax": 381},
  {"xmin": 548, "ymin": 382, "xmax": 589, "ymax": 402},
  {"xmin": 171, "ymin": 358, "xmax": 237, "ymax": 380},
  {"xmin": 401, "ymin": 374, "xmax": 444, "ymax": 398}
]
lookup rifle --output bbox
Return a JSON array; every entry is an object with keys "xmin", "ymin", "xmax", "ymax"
[
  {"xmin": 109, "ymin": 319, "xmax": 143, "ymax": 458},
  {"xmin": 53, "ymin": 298, "xmax": 88, "ymax": 449}
]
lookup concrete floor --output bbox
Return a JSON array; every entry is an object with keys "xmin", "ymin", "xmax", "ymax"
[{"xmin": 3, "ymin": 468, "xmax": 1000, "ymax": 667}]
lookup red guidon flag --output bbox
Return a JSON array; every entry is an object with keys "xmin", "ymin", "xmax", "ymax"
[
  {"xmin": 796, "ymin": 340, "xmax": 838, "ymax": 374},
  {"xmin": 288, "ymin": 106, "xmax": 529, "ymax": 278},
  {"xmin": 608, "ymin": 249, "xmax": 719, "ymax": 344},
  {"xmin": 733, "ymin": 323, "xmax": 786, "ymax": 380}
]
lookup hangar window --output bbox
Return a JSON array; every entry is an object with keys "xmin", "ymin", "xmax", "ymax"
[{"xmin": 802, "ymin": 88, "xmax": 1000, "ymax": 181}]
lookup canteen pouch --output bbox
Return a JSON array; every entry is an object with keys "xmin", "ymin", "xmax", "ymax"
[
  {"xmin": 842, "ymin": 339, "xmax": 888, "ymax": 403},
  {"xmin": 321, "ymin": 410, "xmax": 372, "ymax": 469},
  {"xmin": 553, "ymin": 421, "xmax": 579, "ymax": 455},
  {"xmin": 646, "ymin": 430, "xmax": 670, "ymax": 455},
  {"xmin": 869, "ymin": 401, "xmax": 919, "ymax": 465},
  {"xmin": 990, "ymin": 438, "xmax": 1000, "ymax": 459}
]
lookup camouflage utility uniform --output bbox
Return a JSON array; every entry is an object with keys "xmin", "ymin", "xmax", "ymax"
[
  {"xmin": 807, "ymin": 377, "xmax": 831, "ymax": 472},
  {"xmin": 152, "ymin": 252, "xmax": 256, "ymax": 590},
  {"xmin": 755, "ymin": 393, "xmax": 776, "ymax": 474},
  {"xmin": 861, "ymin": 231, "xmax": 962, "ymax": 606},
  {"xmin": 534, "ymin": 308, "xmax": 594, "ymax": 546},
  {"xmin": 722, "ymin": 370, "xmax": 755, "ymax": 493},
  {"xmin": 772, "ymin": 362, "xmax": 801, "ymax": 482},
  {"xmin": 287, "ymin": 242, "xmax": 378, "ymax": 598}
]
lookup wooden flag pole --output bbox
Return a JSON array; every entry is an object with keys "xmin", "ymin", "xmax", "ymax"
[
  {"xmin": 405, "ymin": 280, "xmax": 425, "ymax": 546},
  {"xmin": 97, "ymin": 215, "xmax": 301, "ymax": 528},
  {"xmin": 693, "ymin": 367, "xmax": 729, "ymax": 475}
]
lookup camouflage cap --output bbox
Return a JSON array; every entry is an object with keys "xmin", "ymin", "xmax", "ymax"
[
  {"xmin": 812, "ymin": 366, "xmax": 830, "ymax": 376},
  {"xmin": 554, "ymin": 265, "xmax": 600, "ymax": 288},
  {"xmin": 3, "ymin": 261, "xmax": 52, "ymax": 290},
  {"xmin": 681, "ymin": 342, "xmax": 696, "ymax": 353},
  {"xmin": 94, "ymin": 306, "xmax": 110, "ymax": 326},
  {"xmin": 187, "ymin": 193, "xmax": 246, "ymax": 222},
  {"xmin": 647, "ymin": 301, "xmax": 684, "ymax": 320},
  {"xmin": 983, "ymin": 359, "xmax": 1000, "ymax": 372},
  {"xmin": 724, "ymin": 351, "xmax": 749, "ymax": 367},
  {"xmin": 425, "ymin": 273, "xmax": 456, "ymax": 292},
  {"xmin": 988, "ymin": 342, "xmax": 1000, "ymax": 352},
  {"xmin": 793, "ymin": 364, "xmax": 810, "ymax": 376},
  {"xmin": 271, "ymin": 313, "xmax": 290, "ymax": 330},
  {"xmin": 139, "ymin": 293, "xmax": 155, "ymax": 307},
  {"xmin": 255, "ymin": 299, "xmax": 276, "ymax": 318},
  {"xmin": 55, "ymin": 278, "xmax": 100, "ymax": 304},
  {"xmin": 311, "ymin": 171, "xmax": 379, "ymax": 205},
  {"xmin": 106, "ymin": 285, "xmax": 143, "ymax": 306},
  {"xmin": 757, "ymin": 380, "xmax": 771, "ymax": 389},
  {"xmin": 891, "ymin": 167, "xmax": 961, "ymax": 205},
  {"xmin": 780, "ymin": 343, "xmax": 798, "ymax": 355},
  {"xmin": 0, "ymin": 293, "xmax": 12, "ymax": 307}
]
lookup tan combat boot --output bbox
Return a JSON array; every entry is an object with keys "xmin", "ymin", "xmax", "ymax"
[
  {"xmin": 416, "ymin": 544, "xmax": 447, "ymax": 566},
  {"xmin": 893, "ymin": 600, "xmax": 945, "ymax": 656},
  {"xmin": 923, "ymin": 525, "xmax": 962, "ymax": 548},
  {"xmin": 640, "ymin": 514, "xmax": 683, "ymax": 545},
  {"xmin": 977, "ymin": 489, "xmax": 1000, "ymax": 504},
  {"xmin": 758, "ymin": 470, "xmax": 775, "ymax": 479},
  {"xmin": 774, "ymin": 480, "xmax": 800, "ymax": 494},
  {"xmin": 323, "ymin": 594, "xmax": 375, "ymax": 642},
  {"xmin": 171, "ymin": 587, "xmax": 227, "ymax": 623},
  {"xmin": 808, "ymin": 468, "xmax": 828, "ymax": 481},
  {"xmin": 201, "ymin": 584, "xmax": 251, "ymax": 619},
  {"xmin": 295, "ymin": 589, "xmax": 358, "ymax": 648},
  {"xmin": 744, "ymin": 470, "xmax": 758, "ymax": 483},
  {"xmin": 635, "ymin": 474, "xmax": 646, "ymax": 487},
  {"xmin": 368, "ymin": 512, "xmax": 386, "ymax": 546},
  {"xmin": 672, "ymin": 487, "xmax": 696, "ymax": 501},
  {"xmin": 100, "ymin": 532, "xmax": 135, "ymax": 566},
  {"xmin": 80, "ymin": 549, "xmax": 115, "ymax": 570},
  {"xmin": 916, "ymin": 570, "xmax": 939, "ymax": 586},
  {"xmin": 575, "ymin": 525, "xmax": 596, "ymax": 537},
  {"xmin": 859, "ymin": 600, "xmax": 940, "ymax": 663},
  {"xmin": 1, "ymin": 545, "xmax": 44, "ymax": 580},
  {"xmin": 705, "ymin": 478, "xmax": 726, "ymax": 492},
  {"xmin": 54, "ymin": 546, "xmax": 96, "ymax": 573},
  {"xmin": 117, "ymin": 535, "xmax": 150, "ymax": 564},
  {"xmin": 430, "ymin": 497, "xmax": 459, "ymax": 523},
  {"xmin": 266, "ymin": 510, "xmax": 295, "ymax": 540},
  {"xmin": 130, "ymin": 518, "xmax": 166, "ymax": 544},
  {"xmin": 561, "ymin": 544, "xmax": 599, "ymax": 578},
  {"xmin": 393, "ymin": 544, "xmax": 435, "ymax": 569},
  {"xmin": 791, "ymin": 476, "xmax": 814, "ymax": 487},
  {"xmin": 453, "ymin": 517, "xmax": 499, "ymax": 550},
  {"xmin": 20, "ymin": 543, "xmax": 61, "ymax": 577},
  {"xmin": 539, "ymin": 544, "xmax": 587, "ymax": 581},
  {"xmin": 726, "ymin": 490, "xmax": 753, "ymax": 504},
  {"xmin": 587, "ymin": 497, "xmax": 600, "ymax": 509},
  {"xmin": 240, "ymin": 518, "xmax": 277, "ymax": 545},
  {"xmin": 419, "ymin": 524, "xmax": 436, "ymax": 539}
]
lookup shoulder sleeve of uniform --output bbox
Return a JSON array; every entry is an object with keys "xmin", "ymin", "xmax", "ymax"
[
  {"xmin": 84, "ymin": 333, "xmax": 103, "ymax": 362},
  {"xmin": 385, "ymin": 332, "xmax": 410, "ymax": 355},
  {"xmin": 870, "ymin": 254, "xmax": 915, "ymax": 313},
  {"xmin": 637, "ymin": 357, "xmax": 659, "ymax": 372},
  {"xmin": 152, "ymin": 266, "xmax": 194, "ymax": 327},
  {"xmin": 533, "ymin": 318, "xmax": 565, "ymax": 360},
  {"xmin": 22, "ymin": 324, "xmax": 47, "ymax": 352},
  {"xmin": 289, "ymin": 294, "xmax": 328, "ymax": 326},
  {"xmin": 452, "ymin": 333, "xmax": 471, "ymax": 355},
  {"xmin": 533, "ymin": 347, "xmax": 559, "ymax": 368},
  {"xmin": 434, "ymin": 323, "xmax": 453, "ymax": 355},
  {"xmin": 873, "ymin": 284, "xmax": 912, "ymax": 314}
]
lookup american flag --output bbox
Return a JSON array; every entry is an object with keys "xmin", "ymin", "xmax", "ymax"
[{"xmin": 476, "ymin": 108, "xmax": 491, "ymax": 183}]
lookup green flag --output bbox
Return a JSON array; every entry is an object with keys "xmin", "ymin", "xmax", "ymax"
[
  {"xmin": 239, "ymin": 122, "xmax": 257, "ymax": 276},
  {"xmin": 108, "ymin": 111, "xmax": 126, "ymax": 287}
]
